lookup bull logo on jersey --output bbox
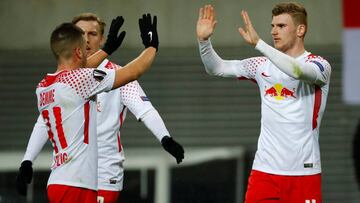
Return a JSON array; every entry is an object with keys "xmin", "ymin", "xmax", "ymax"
[{"xmin": 264, "ymin": 83, "xmax": 296, "ymax": 100}]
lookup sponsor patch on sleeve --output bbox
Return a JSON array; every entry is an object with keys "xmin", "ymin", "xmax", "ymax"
[
  {"xmin": 140, "ymin": 96, "xmax": 150, "ymax": 101},
  {"xmin": 310, "ymin": 60, "xmax": 324, "ymax": 72},
  {"xmin": 93, "ymin": 69, "xmax": 107, "ymax": 81}
]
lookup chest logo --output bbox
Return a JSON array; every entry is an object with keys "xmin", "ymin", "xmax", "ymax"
[{"xmin": 264, "ymin": 83, "xmax": 296, "ymax": 100}]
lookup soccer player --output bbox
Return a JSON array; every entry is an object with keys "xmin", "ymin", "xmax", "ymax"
[
  {"xmin": 197, "ymin": 3, "xmax": 331, "ymax": 203},
  {"xmin": 16, "ymin": 13, "xmax": 184, "ymax": 203},
  {"xmin": 73, "ymin": 13, "xmax": 184, "ymax": 203},
  {"xmin": 16, "ymin": 14, "xmax": 158, "ymax": 202}
]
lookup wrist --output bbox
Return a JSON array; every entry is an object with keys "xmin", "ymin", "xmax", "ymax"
[
  {"xmin": 253, "ymin": 38, "xmax": 260, "ymax": 47},
  {"xmin": 255, "ymin": 39, "xmax": 265, "ymax": 50},
  {"xmin": 145, "ymin": 46, "xmax": 157, "ymax": 53},
  {"xmin": 198, "ymin": 36, "xmax": 209, "ymax": 42},
  {"xmin": 21, "ymin": 160, "xmax": 32, "ymax": 167},
  {"xmin": 161, "ymin": 136, "xmax": 171, "ymax": 144}
]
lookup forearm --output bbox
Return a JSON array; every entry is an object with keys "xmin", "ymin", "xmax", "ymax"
[
  {"xmin": 22, "ymin": 117, "xmax": 48, "ymax": 162},
  {"xmin": 86, "ymin": 50, "xmax": 108, "ymax": 68},
  {"xmin": 199, "ymin": 39, "xmax": 239, "ymax": 77},
  {"xmin": 140, "ymin": 109, "xmax": 170, "ymax": 142},
  {"xmin": 255, "ymin": 39, "xmax": 318, "ymax": 82},
  {"xmin": 112, "ymin": 47, "xmax": 156, "ymax": 89}
]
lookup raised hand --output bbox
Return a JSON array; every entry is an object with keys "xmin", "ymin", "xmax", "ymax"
[
  {"xmin": 196, "ymin": 4, "xmax": 217, "ymax": 41},
  {"xmin": 102, "ymin": 16, "xmax": 126, "ymax": 55},
  {"xmin": 238, "ymin": 10, "xmax": 260, "ymax": 46},
  {"xmin": 139, "ymin": 13, "xmax": 159, "ymax": 51}
]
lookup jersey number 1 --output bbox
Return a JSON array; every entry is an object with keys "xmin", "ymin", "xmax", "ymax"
[{"xmin": 42, "ymin": 102, "xmax": 90, "ymax": 153}]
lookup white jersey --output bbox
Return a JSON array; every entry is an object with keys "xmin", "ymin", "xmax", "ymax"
[
  {"xmin": 36, "ymin": 68, "xmax": 115, "ymax": 190},
  {"xmin": 96, "ymin": 59, "xmax": 163, "ymax": 191},
  {"xmin": 199, "ymin": 40, "xmax": 331, "ymax": 175}
]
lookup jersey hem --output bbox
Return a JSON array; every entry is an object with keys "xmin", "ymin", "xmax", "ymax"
[
  {"xmin": 97, "ymin": 184, "xmax": 123, "ymax": 191},
  {"xmin": 47, "ymin": 181, "xmax": 97, "ymax": 191},
  {"xmin": 252, "ymin": 166, "xmax": 321, "ymax": 176}
]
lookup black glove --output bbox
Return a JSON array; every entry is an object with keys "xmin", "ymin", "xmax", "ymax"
[
  {"xmin": 138, "ymin": 13, "xmax": 159, "ymax": 51},
  {"xmin": 102, "ymin": 16, "xmax": 126, "ymax": 55},
  {"xmin": 16, "ymin": 160, "xmax": 33, "ymax": 196},
  {"xmin": 161, "ymin": 136, "xmax": 184, "ymax": 164}
]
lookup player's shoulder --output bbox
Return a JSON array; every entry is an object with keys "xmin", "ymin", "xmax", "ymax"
[
  {"xmin": 37, "ymin": 69, "xmax": 96, "ymax": 88},
  {"xmin": 305, "ymin": 53, "xmax": 330, "ymax": 64},
  {"xmin": 37, "ymin": 71, "xmax": 70, "ymax": 88},
  {"xmin": 241, "ymin": 56, "xmax": 268, "ymax": 72},
  {"xmin": 243, "ymin": 56, "xmax": 268, "ymax": 66},
  {"xmin": 304, "ymin": 53, "xmax": 331, "ymax": 71}
]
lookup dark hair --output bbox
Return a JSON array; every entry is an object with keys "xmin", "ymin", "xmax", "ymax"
[
  {"xmin": 72, "ymin": 13, "xmax": 106, "ymax": 35},
  {"xmin": 272, "ymin": 2, "xmax": 307, "ymax": 27},
  {"xmin": 50, "ymin": 23, "xmax": 85, "ymax": 60}
]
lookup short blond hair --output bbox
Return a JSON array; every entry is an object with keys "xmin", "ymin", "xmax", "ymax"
[
  {"xmin": 272, "ymin": 2, "xmax": 307, "ymax": 27},
  {"xmin": 72, "ymin": 13, "xmax": 106, "ymax": 35}
]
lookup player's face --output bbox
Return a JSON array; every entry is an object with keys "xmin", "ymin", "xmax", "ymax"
[
  {"xmin": 76, "ymin": 40, "xmax": 88, "ymax": 68},
  {"xmin": 271, "ymin": 14, "xmax": 298, "ymax": 53},
  {"xmin": 75, "ymin": 20, "xmax": 104, "ymax": 56}
]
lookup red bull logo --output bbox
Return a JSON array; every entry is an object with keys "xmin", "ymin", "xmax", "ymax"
[{"xmin": 264, "ymin": 83, "xmax": 296, "ymax": 100}]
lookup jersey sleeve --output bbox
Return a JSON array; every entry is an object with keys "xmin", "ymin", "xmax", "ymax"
[
  {"xmin": 199, "ymin": 39, "xmax": 266, "ymax": 80},
  {"xmin": 255, "ymin": 39, "xmax": 331, "ymax": 86},
  {"xmin": 22, "ymin": 115, "xmax": 49, "ymax": 162},
  {"xmin": 60, "ymin": 68, "xmax": 115, "ymax": 99},
  {"xmin": 120, "ymin": 80, "xmax": 171, "ymax": 141},
  {"xmin": 120, "ymin": 80, "xmax": 154, "ymax": 120},
  {"xmin": 304, "ymin": 54, "xmax": 331, "ymax": 85}
]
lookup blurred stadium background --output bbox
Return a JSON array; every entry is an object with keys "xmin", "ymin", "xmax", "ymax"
[{"xmin": 0, "ymin": 0, "xmax": 359, "ymax": 202}]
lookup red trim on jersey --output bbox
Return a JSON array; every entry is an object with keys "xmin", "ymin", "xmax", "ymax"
[
  {"xmin": 343, "ymin": 0, "xmax": 360, "ymax": 27},
  {"xmin": 117, "ymin": 107, "xmax": 126, "ymax": 152},
  {"xmin": 307, "ymin": 53, "xmax": 318, "ymax": 60},
  {"xmin": 105, "ymin": 60, "xmax": 122, "ymax": 70},
  {"xmin": 119, "ymin": 107, "xmax": 126, "ymax": 128},
  {"xmin": 84, "ymin": 101, "xmax": 90, "ymax": 144},
  {"xmin": 117, "ymin": 132, "xmax": 122, "ymax": 152},
  {"xmin": 312, "ymin": 86, "xmax": 322, "ymax": 130},
  {"xmin": 237, "ymin": 76, "xmax": 257, "ymax": 84},
  {"xmin": 104, "ymin": 61, "xmax": 113, "ymax": 69},
  {"xmin": 42, "ymin": 110, "xmax": 59, "ymax": 153},
  {"xmin": 37, "ymin": 71, "xmax": 68, "ymax": 88},
  {"xmin": 53, "ymin": 107, "xmax": 68, "ymax": 149}
]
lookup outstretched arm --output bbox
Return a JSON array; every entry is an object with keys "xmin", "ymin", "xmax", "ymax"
[
  {"xmin": 196, "ymin": 5, "xmax": 217, "ymax": 41},
  {"xmin": 16, "ymin": 115, "xmax": 48, "ymax": 196},
  {"xmin": 86, "ymin": 16, "xmax": 126, "ymax": 68},
  {"xmin": 121, "ymin": 81, "xmax": 184, "ymax": 163},
  {"xmin": 22, "ymin": 116, "xmax": 48, "ymax": 162},
  {"xmin": 112, "ymin": 14, "xmax": 158, "ymax": 89},
  {"xmin": 197, "ymin": 5, "xmax": 248, "ymax": 78},
  {"xmin": 238, "ymin": 10, "xmax": 330, "ymax": 85}
]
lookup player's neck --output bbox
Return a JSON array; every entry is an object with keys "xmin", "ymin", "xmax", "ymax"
[
  {"xmin": 284, "ymin": 41, "xmax": 305, "ymax": 58},
  {"xmin": 56, "ymin": 59, "xmax": 83, "ymax": 73}
]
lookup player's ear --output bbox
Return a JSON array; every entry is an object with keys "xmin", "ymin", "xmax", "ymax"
[
  {"xmin": 74, "ymin": 46, "xmax": 85, "ymax": 60},
  {"xmin": 100, "ymin": 35, "xmax": 105, "ymax": 47},
  {"xmin": 297, "ymin": 24, "xmax": 306, "ymax": 38}
]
